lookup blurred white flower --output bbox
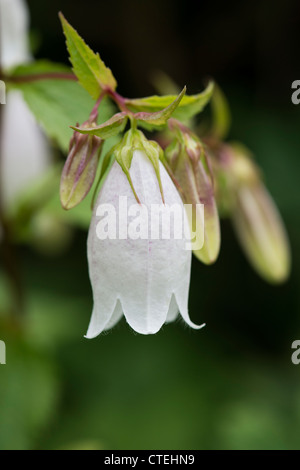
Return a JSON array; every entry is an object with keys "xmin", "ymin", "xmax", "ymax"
[
  {"xmin": 1, "ymin": 90, "xmax": 51, "ymax": 207},
  {"xmin": 86, "ymin": 150, "xmax": 205, "ymax": 336},
  {"xmin": 0, "ymin": 0, "xmax": 51, "ymax": 208}
]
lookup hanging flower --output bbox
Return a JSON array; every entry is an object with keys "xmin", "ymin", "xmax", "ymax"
[{"xmin": 86, "ymin": 141, "xmax": 205, "ymax": 336}]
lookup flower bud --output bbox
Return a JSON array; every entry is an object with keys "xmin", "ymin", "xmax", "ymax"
[
  {"xmin": 218, "ymin": 143, "xmax": 291, "ymax": 283},
  {"xmin": 165, "ymin": 122, "xmax": 220, "ymax": 264},
  {"xmin": 60, "ymin": 123, "xmax": 103, "ymax": 210}
]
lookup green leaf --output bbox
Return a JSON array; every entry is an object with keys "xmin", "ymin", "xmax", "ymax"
[
  {"xmin": 134, "ymin": 87, "xmax": 186, "ymax": 130},
  {"xmin": 72, "ymin": 112, "xmax": 128, "ymax": 139},
  {"xmin": 126, "ymin": 81, "xmax": 214, "ymax": 121},
  {"xmin": 10, "ymin": 61, "xmax": 113, "ymax": 152},
  {"xmin": 59, "ymin": 13, "xmax": 117, "ymax": 99}
]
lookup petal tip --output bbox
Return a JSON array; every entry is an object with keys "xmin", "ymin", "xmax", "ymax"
[
  {"xmin": 84, "ymin": 331, "xmax": 98, "ymax": 340},
  {"xmin": 186, "ymin": 320, "xmax": 206, "ymax": 330}
]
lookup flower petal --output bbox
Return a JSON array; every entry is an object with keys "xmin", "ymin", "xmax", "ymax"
[{"xmin": 85, "ymin": 298, "xmax": 123, "ymax": 338}]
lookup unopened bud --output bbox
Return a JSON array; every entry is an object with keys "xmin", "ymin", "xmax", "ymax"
[
  {"xmin": 165, "ymin": 122, "xmax": 220, "ymax": 264},
  {"xmin": 219, "ymin": 143, "xmax": 291, "ymax": 283}
]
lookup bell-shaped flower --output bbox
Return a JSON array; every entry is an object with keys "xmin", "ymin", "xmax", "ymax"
[
  {"xmin": 165, "ymin": 120, "xmax": 220, "ymax": 264},
  {"xmin": 0, "ymin": 0, "xmax": 51, "ymax": 209},
  {"xmin": 86, "ymin": 134, "xmax": 204, "ymax": 336},
  {"xmin": 218, "ymin": 143, "xmax": 291, "ymax": 283},
  {"xmin": 60, "ymin": 125, "xmax": 103, "ymax": 210}
]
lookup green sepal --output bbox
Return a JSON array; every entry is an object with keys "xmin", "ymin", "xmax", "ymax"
[
  {"xmin": 71, "ymin": 112, "xmax": 128, "ymax": 139},
  {"xmin": 59, "ymin": 13, "xmax": 117, "ymax": 100},
  {"xmin": 113, "ymin": 130, "xmax": 140, "ymax": 202},
  {"xmin": 113, "ymin": 129, "xmax": 165, "ymax": 203},
  {"xmin": 91, "ymin": 147, "xmax": 115, "ymax": 209},
  {"xmin": 133, "ymin": 87, "xmax": 186, "ymax": 130},
  {"xmin": 135, "ymin": 132, "xmax": 165, "ymax": 203},
  {"xmin": 125, "ymin": 81, "xmax": 214, "ymax": 122}
]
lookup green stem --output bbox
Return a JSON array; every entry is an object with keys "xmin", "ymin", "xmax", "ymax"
[{"xmin": 129, "ymin": 115, "xmax": 137, "ymax": 131}]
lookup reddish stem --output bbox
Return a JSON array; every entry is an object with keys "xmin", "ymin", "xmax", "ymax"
[
  {"xmin": 89, "ymin": 90, "xmax": 107, "ymax": 123},
  {"xmin": 106, "ymin": 88, "xmax": 130, "ymax": 113}
]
